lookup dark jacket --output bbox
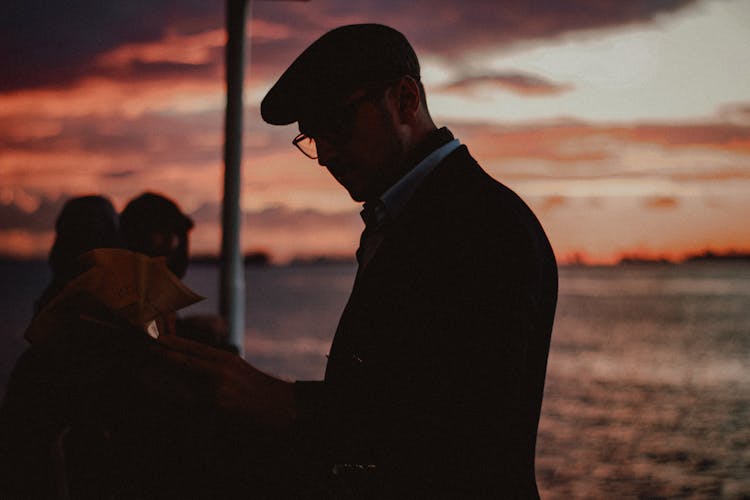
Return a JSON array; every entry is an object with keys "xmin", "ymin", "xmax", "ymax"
[{"xmin": 295, "ymin": 139, "xmax": 558, "ymax": 498}]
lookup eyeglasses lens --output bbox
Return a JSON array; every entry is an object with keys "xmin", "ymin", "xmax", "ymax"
[{"xmin": 294, "ymin": 134, "xmax": 317, "ymax": 159}]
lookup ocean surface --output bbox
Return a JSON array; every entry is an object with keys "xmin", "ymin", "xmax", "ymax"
[{"xmin": 1, "ymin": 260, "xmax": 748, "ymax": 498}]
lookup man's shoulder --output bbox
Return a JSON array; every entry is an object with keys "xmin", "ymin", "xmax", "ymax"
[
  {"xmin": 406, "ymin": 144, "xmax": 554, "ymax": 261},
  {"xmin": 421, "ymin": 145, "xmax": 531, "ymax": 223}
]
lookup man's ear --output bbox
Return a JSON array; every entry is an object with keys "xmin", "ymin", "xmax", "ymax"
[{"xmin": 394, "ymin": 76, "xmax": 421, "ymax": 122}]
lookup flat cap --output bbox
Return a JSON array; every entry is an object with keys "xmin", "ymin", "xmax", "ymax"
[{"xmin": 261, "ymin": 24, "xmax": 420, "ymax": 126}]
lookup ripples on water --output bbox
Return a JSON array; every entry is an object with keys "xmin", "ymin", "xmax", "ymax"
[
  {"xmin": 542, "ymin": 264, "xmax": 750, "ymax": 498},
  {"xmin": 1, "ymin": 261, "xmax": 748, "ymax": 497}
]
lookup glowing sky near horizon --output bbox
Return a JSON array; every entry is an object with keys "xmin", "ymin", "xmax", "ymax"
[{"xmin": 1, "ymin": 0, "xmax": 749, "ymax": 263}]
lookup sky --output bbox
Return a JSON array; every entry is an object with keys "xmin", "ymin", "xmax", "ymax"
[{"xmin": 1, "ymin": 0, "xmax": 749, "ymax": 264}]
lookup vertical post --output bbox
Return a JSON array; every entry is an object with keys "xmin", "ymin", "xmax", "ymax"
[{"xmin": 221, "ymin": 0, "xmax": 250, "ymax": 357}]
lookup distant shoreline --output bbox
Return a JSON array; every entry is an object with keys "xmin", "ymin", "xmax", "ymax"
[
  {"xmin": 616, "ymin": 250, "xmax": 750, "ymax": 266},
  {"xmin": 2, "ymin": 250, "xmax": 748, "ymax": 268}
]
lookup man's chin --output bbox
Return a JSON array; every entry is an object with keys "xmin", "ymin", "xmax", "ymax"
[
  {"xmin": 337, "ymin": 178, "xmax": 367, "ymax": 202},
  {"xmin": 347, "ymin": 189, "xmax": 366, "ymax": 203}
]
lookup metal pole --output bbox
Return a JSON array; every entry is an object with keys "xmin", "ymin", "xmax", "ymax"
[{"xmin": 221, "ymin": 0, "xmax": 250, "ymax": 357}]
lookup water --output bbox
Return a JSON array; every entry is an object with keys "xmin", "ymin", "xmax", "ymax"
[
  {"xmin": 540, "ymin": 264, "xmax": 750, "ymax": 498},
  {"xmin": 1, "ymin": 261, "xmax": 748, "ymax": 497}
]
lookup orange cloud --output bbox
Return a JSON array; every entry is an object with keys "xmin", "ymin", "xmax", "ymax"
[
  {"xmin": 0, "ymin": 230, "xmax": 54, "ymax": 259},
  {"xmin": 449, "ymin": 119, "xmax": 750, "ymax": 183},
  {"xmin": 0, "ymin": 76, "xmax": 223, "ymax": 120},
  {"xmin": 645, "ymin": 196, "xmax": 679, "ymax": 209},
  {"xmin": 615, "ymin": 123, "xmax": 750, "ymax": 155},
  {"xmin": 540, "ymin": 195, "xmax": 568, "ymax": 212},
  {"xmin": 101, "ymin": 29, "xmax": 226, "ymax": 68},
  {"xmin": 4, "ymin": 0, "xmax": 745, "ymax": 265},
  {"xmin": 452, "ymin": 122, "xmax": 612, "ymax": 166},
  {"xmin": 2, "ymin": 71, "xmax": 748, "ymax": 263}
]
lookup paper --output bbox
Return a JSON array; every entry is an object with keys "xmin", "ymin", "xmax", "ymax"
[{"xmin": 26, "ymin": 249, "xmax": 203, "ymax": 344}]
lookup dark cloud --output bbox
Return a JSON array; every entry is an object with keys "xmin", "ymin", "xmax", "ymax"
[
  {"xmin": 103, "ymin": 170, "xmax": 136, "ymax": 179},
  {"xmin": 248, "ymin": 0, "xmax": 701, "ymax": 88},
  {"xmin": 97, "ymin": 59, "xmax": 221, "ymax": 82},
  {"xmin": 0, "ymin": 191, "xmax": 269, "ymax": 235},
  {"xmin": 191, "ymin": 202, "xmax": 361, "ymax": 232},
  {"xmin": 0, "ymin": 194, "xmax": 66, "ymax": 232},
  {"xmin": 437, "ymin": 73, "xmax": 573, "ymax": 97},
  {"xmin": 0, "ymin": 1, "xmax": 222, "ymax": 91},
  {"xmin": 248, "ymin": 206, "xmax": 361, "ymax": 233},
  {"xmin": 255, "ymin": 0, "xmax": 701, "ymax": 54},
  {"xmin": 2, "ymin": 0, "xmax": 701, "ymax": 92}
]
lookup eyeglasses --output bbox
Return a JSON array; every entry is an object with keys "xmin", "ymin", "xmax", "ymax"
[{"xmin": 292, "ymin": 82, "xmax": 395, "ymax": 160}]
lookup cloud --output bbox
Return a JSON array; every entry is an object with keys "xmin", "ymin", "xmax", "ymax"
[
  {"xmin": 251, "ymin": 205, "xmax": 358, "ymax": 229},
  {"xmin": 2, "ymin": 0, "xmax": 702, "ymax": 93},
  {"xmin": 191, "ymin": 202, "xmax": 361, "ymax": 233},
  {"xmin": 0, "ymin": 192, "xmax": 68, "ymax": 232},
  {"xmin": 540, "ymin": 195, "xmax": 568, "ymax": 211},
  {"xmin": 256, "ymin": 0, "xmax": 702, "ymax": 58},
  {"xmin": 616, "ymin": 122, "xmax": 750, "ymax": 154},
  {"xmin": 449, "ymin": 119, "xmax": 750, "ymax": 182},
  {"xmin": 437, "ymin": 73, "xmax": 573, "ymax": 97},
  {"xmin": 101, "ymin": 29, "xmax": 226, "ymax": 68},
  {"xmin": 0, "ymin": 192, "xmax": 364, "ymax": 261},
  {"xmin": 0, "ymin": 1, "xmax": 222, "ymax": 92},
  {"xmin": 668, "ymin": 168, "xmax": 750, "ymax": 182},
  {"xmin": 450, "ymin": 121, "xmax": 613, "ymax": 167},
  {"xmin": 0, "ymin": 110, "xmax": 223, "ymax": 160},
  {"xmin": 188, "ymin": 202, "xmax": 363, "ymax": 261},
  {"xmin": 645, "ymin": 196, "xmax": 680, "ymax": 209},
  {"xmin": 103, "ymin": 170, "xmax": 137, "ymax": 179},
  {"xmin": 718, "ymin": 102, "xmax": 750, "ymax": 126},
  {"xmin": 2, "ymin": 0, "xmax": 746, "ymax": 264}
]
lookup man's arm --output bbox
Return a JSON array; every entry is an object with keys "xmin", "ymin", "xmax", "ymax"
[{"xmin": 151, "ymin": 335, "xmax": 297, "ymax": 430}]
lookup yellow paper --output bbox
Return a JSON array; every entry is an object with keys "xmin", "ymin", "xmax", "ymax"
[{"xmin": 26, "ymin": 249, "xmax": 203, "ymax": 344}]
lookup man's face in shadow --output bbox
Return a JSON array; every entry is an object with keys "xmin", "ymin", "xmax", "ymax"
[
  {"xmin": 150, "ymin": 230, "xmax": 189, "ymax": 278},
  {"xmin": 300, "ymin": 84, "xmax": 406, "ymax": 202}
]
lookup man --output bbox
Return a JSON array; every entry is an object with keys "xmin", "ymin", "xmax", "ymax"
[
  {"xmin": 160, "ymin": 24, "xmax": 557, "ymax": 498},
  {"xmin": 0, "ymin": 247, "xmax": 212, "ymax": 498},
  {"xmin": 120, "ymin": 192, "xmax": 194, "ymax": 279},
  {"xmin": 121, "ymin": 192, "xmax": 235, "ymax": 351},
  {"xmin": 33, "ymin": 195, "xmax": 122, "ymax": 314}
]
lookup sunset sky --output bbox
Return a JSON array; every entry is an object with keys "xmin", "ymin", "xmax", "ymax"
[{"xmin": 1, "ymin": 0, "xmax": 749, "ymax": 263}]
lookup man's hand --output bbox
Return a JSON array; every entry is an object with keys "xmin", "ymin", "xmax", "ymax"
[
  {"xmin": 153, "ymin": 335, "xmax": 296, "ymax": 430},
  {"xmin": 180, "ymin": 314, "xmax": 227, "ymax": 335},
  {"xmin": 176, "ymin": 314, "xmax": 231, "ymax": 347}
]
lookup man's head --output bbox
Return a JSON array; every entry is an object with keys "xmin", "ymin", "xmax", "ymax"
[
  {"xmin": 119, "ymin": 192, "xmax": 194, "ymax": 278},
  {"xmin": 261, "ymin": 24, "xmax": 436, "ymax": 202},
  {"xmin": 49, "ymin": 195, "xmax": 122, "ymax": 279}
]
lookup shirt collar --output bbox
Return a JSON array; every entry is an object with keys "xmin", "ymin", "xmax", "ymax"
[{"xmin": 360, "ymin": 128, "xmax": 461, "ymax": 228}]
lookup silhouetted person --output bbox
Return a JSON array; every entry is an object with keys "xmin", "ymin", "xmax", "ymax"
[
  {"xmin": 120, "ymin": 192, "xmax": 235, "ymax": 352},
  {"xmin": 0, "ymin": 246, "xmax": 242, "ymax": 499},
  {"xmin": 34, "ymin": 195, "xmax": 122, "ymax": 314},
  {"xmin": 120, "ymin": 191, "xmax": 194, "ymax": 279},
  {"xmin": 0, "ymin": 194, "xmax": 214, "ymax": 498},
  {"xmin": 153, "ymin": 24, "xmax": 558, "ymax": 498}
]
